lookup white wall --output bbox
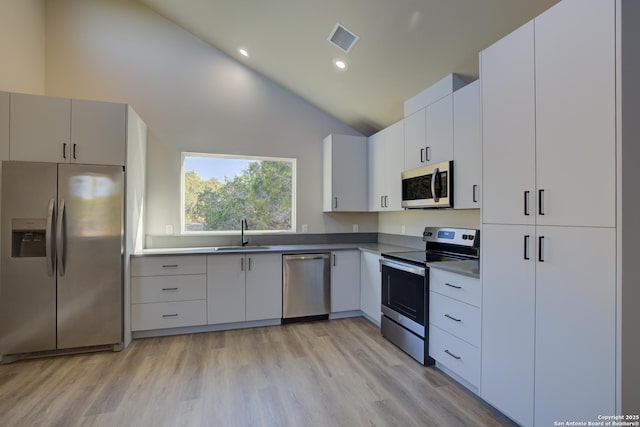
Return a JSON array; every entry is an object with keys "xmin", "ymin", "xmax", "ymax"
[
  {"xmin": 0, "ymin": 0, "xmax": 45, "ymax": 94},
  {"xmin": 379, "ymin": 209, "xmax": 480, "ymax": 236},
  {"xmin": 44, "ymin": 0, "xmax": 377, "ymax": 242}
]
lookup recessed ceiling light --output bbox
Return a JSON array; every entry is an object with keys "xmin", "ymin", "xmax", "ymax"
[
  {"xmin": 238, "ymin": 48, "xmax": 249, "ymax": 57},
  {"xmin": 334, "ymin": 58, "xmax": 348, "ymax": 70}
]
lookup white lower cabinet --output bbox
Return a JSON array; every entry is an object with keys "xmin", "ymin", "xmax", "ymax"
[
  {"xmin": 429, "ymin": 325, "xmax": 480, "ymax": 387},
  {"xmin": 481, "ymin": 224, "xmax": 616, "ymax": 426},
  {"xmin": 360, "ymin": 250, "xmax": 381, "ymax": 325},
  {"xmin": 131, "ymin": 256, "xmax": 208, "ymax": 331},
  {"xmin": 330, "ymin": 250, "xmax": 360, "ymax": 313},
  {"xmin": 207, "ymin": 253, "xmax": 282, "ymax": 325},
  {"xmin": 429, "ymin": 268, "xmax": 481, "ymax": 390},
  {"xmin": 132, "ymin": 301, "xmax": 207, "ymax": 331}
]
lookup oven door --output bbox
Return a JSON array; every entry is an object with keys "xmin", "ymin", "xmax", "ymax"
[
  {"xmin": 401, "ymin": 160, "xmax": 453, "ymax": 208},
  {"xmin": 380, "ymin": 258, "xmax": 426, "ymax": 337}
]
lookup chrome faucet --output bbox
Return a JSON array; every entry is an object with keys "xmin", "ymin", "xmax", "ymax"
[{"xmin": 241, "ymin": 217, "xmax": 249, "ymax": 246}]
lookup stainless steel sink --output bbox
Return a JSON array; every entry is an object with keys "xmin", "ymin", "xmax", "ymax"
[{"xmin": 212, "ymin": 245, "xmax": 271, "ymax": 251}]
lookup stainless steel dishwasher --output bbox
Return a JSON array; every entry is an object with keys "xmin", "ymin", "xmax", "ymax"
[{"xmin": 282, "ymin": 253, "xmax": 331, "ymax": 319}]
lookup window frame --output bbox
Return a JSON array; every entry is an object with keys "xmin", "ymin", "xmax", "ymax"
[{"xmin": 180, "ymin": 152, "xmax": 297, "ymax": 234}]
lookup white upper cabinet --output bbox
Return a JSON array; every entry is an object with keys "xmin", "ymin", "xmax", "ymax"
[
  {"xmin": 403, "ymin": 108, "xmax": 426, "ymax": 170},
  {"xmin": 71, "ymin": 99, "xmax": 127, "ymax": 166},
  {"xmin": 322, "ymin": 134, "xmax": 368, "ymax": 212},
  {"xmin": 452, "ymin": 80, "xmax": 481, "ymax": 209},
  {"xmin": 481, "ymin": 21, "xmax": 536, "ymax": 225},
  {"xmin": 534, "ymin": 0, "xmax": 615, "ymax": 228},
  {"xmin": 10, "ymin": 93, "xmax": 71, "ymax": 163},
  {"xmin": 425, "ymin": 94, "xmax": 454, "ymax": 165},
  {"xmin": 9, "ymin": 93, "xmax": 127, "ymax": 166},
  {"xmin": 368, "ymin": 120, "xmax": 404, "ymax": 211}
]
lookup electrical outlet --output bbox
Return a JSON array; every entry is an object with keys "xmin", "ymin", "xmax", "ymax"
[
  {"xmin": 165, "ymin": 224, "xmax": 173, "ymax": 235},
  {"xmin": 352, "ymin": 224, "xmax": 359, "ymax": 233},
  {"xmin": 401, "ymin": 225, "xmax": 406, "ymax": 234},
  {"xmin": 302, "ymin": 224, "xmax": 308, "ymax": 233}
]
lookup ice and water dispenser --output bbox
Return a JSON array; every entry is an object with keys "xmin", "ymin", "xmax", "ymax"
[{"xmin": 11, "ymin": 219, "xmax": 47, "ymax": 258}]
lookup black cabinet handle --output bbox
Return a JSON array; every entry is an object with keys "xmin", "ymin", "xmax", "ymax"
[
  {"xmin": 162, "ymin": 314, "xmax": 178, "ymax": 318},
  {"xmin": 161, "ymin": 287, "xmax": 178, "ymax": 291},
  {"xmin": 62, "ymin": 143, "xmax": 68, "ymax": 159},
  {"xmin": 162, "ymin": 264, "xmax": 178, "ymax": 268},
  {"xmin": 72, "ymin": 143, "xmax": 77, "ymax": 160},
  {"xmin": 524, "ymin": 235, "xmax": 530, "ymax": 260},
  {"xmin": 524, "ymin": 191, "xmax": 530, "ymax": 216},
  {"xmin": 538, "ymin": 189, "xmax": 545, "ymax": 215},
  {"xmin": 444, "ymin": 283, "xmax": 462, "ymax": 289},
  {"xmin": 473, "ymin": 185, "xmax": 478, "ymax": 203},
  {"xmin": 444, "ymin": 314, "xmax": 461, "ymax": 322},
  {"xmin": 420, "ymin": 148, "xmax": 425, "ymax": 163},
  {"xmin": 538, "ymin": 236, "xmax": 545, "ymax": 262},
  {"xmin": 444, "ymin": 349, "xmax": 461, "ymax": 360},
  {"xmin": 334, "ymin": 197, "xmax": 338, "ymax": 209}
]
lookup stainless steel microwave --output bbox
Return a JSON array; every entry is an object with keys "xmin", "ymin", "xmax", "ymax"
[{"xmin": 401, "ymin": 161, "xmax": 453, "ymax": 208}]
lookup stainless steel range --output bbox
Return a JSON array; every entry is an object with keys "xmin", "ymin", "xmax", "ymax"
[{"xmin": 380, "ymin": 227, "xmax": 479, "ymax": 365}]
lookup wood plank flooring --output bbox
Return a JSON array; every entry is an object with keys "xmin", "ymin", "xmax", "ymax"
[{"xmin": 0, "ymin": 317, "xmax": 515, "ymax": 426}]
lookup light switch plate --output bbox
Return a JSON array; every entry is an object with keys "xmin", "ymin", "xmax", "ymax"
[{"xmin": 302, "ymin": 224, "xmax": 308, "ymax": 233}]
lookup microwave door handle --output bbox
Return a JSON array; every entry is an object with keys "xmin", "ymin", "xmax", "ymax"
[{"xmin": 431, "ymin": 167, "xmax": 440, "ymax": 202}]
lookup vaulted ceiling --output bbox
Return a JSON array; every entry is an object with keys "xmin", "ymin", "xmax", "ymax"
[{"xmin": 137, "ymin": 0, "xmax": 560, "ymax": 135}]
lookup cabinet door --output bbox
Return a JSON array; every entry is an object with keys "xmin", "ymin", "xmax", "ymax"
[
  {"xmin": 481, "ymin": 21, "xmax": 536, "ymax": 225},
  {"xmin": 404, "ymin": 108, "xmax": 426, "ymax": 170},
  {"xmin": 359, "ymin": 251, "xmax": 381, "ymax": 326},
  {"xmin": 453, "ymin": 81, "xmax": 481, "ymax": 209},
  {"xmin": 481, "ymin": 224, "xmax": 535, "ymax": 427},
  {"xmin": 246, "ymin": 253, "xmax": 282, "ymax": 321},
  {"xmin": 71, "ymin": 99, "xmax": 126, "ymax": 166},
  {"xmin": 330, "ymin": 250, "xmax": 361, "ymax": 312},
  {"xmin": 323, "ymin": 135, "xmax": 367, "ymax": 212},
  {"xmin": 383, "ymin": 120, "xmax": 404, "ymax": 211},
  {"xmin": 534, "ymin": 0, "xmax": 615, "ymax": 228},
  {"xmin": 368, "ymin": 131, "xmax": 386, "ymax": 211},
  {"xmin": 10, "ymin": 93, "xmax": 70, "ymax": 163},
  {"xmin": 534, "ymin": 226, "xmax": 615, "ymax": 426},
  {"xmin": 425, "ymin": 94, "xmax": 453, "ymax": 164},
  {"xmin": 207, "ymin": 254, "xmax": 245, "ymax": 324}
]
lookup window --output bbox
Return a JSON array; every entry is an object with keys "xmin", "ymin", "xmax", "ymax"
[{"xmin": 181, "ymin": 153, "xmax": 296, "ymax": 233}]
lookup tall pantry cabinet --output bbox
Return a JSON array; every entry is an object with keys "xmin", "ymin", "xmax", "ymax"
[{"xmin": 480, "ymin": 0, "xmax": 634, "ymax": 425}]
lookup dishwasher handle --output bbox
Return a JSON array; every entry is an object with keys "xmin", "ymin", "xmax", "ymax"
[{"xmin": 284, "ymin": 254, "xmax": 330, "ymax": 261}]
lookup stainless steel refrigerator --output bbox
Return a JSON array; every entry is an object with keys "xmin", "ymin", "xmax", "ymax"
[{"xmin": 0, "ymin": 161, "xmax": 124, "ymax": 358}]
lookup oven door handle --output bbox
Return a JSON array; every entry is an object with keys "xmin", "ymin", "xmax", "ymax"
[{"xmin": 380, "ymin": 258, "xmax": 425, "ymax": 276}]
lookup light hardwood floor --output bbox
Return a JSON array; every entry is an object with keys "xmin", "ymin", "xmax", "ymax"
[{"xmin": 0, "ymin": 317, "xmax": 514, "ymax": 426}]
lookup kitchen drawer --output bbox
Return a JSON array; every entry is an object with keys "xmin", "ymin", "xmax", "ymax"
[
  {"xmin": 430, "ymin": 268, "xmax": 481, "ymax": 307},
  {"xmin": 429, "ymin": 291, "xmax": 481, "ymax": 347},
  {"xmin": 131, "ymin": 255, "xmax": 206, "ymax": 277},
  {"xmin": 429, "ymin": 324, "xmax": 480, "ymax": 387},
  {"xmin": 132, "ymin": 300, "xmax": 207, "ymax": 331},
  {"xmin": 131, "ymin": 274, "xmax": 206, "ymax": 304}
]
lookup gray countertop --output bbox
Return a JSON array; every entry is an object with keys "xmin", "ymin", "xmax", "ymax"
[
  {"xmin": 135, "ymin": 242, "xmax": 413, "ymax": 257},
  {"xmin": 427, "ymin": 259, "xmax": 480, "ymax": 279},
  {"xmin": 136, "ymin": 243, "xmax": 480, "ymax": 279}
]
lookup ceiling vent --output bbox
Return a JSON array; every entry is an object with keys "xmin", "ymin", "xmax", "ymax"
[{"xmin": 327, "ymin": 23, "xmax": 359, "ymax": 53}]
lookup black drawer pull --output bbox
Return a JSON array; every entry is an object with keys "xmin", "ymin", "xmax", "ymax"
[
  {"xmin": 161, "ymin": 287, "xmax": 178, "ymax": 291},
  {"xmin": 162, "ymin": 264, "xmax": 179, "ymax": 268},
  {"xmin": 162, "ymin": 314, "xmax": 178, "ymax": 318},
  {"xmin": 444, "ymin": 283, "xmax": 462, "ymax": 289},
  {"xmin": 444, "ymin": 314, "xmax": 461, "ymax": 322},
  {"xmin": 444, "ymin": 349, "xmax": 461, "ymax": 360}
]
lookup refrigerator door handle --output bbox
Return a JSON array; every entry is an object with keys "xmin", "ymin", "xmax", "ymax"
[
  {"xmin": 56, "ymin": 199, "xmax": 66, "ymax": 276},
  {"xmin": 46, "ymin": 199, "xmax": 56, "ymax": 276}
]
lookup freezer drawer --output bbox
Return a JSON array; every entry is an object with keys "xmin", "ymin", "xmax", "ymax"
[{"xmin": 282, "ymin": 253, "xmax": 330, "ymax": 318}]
